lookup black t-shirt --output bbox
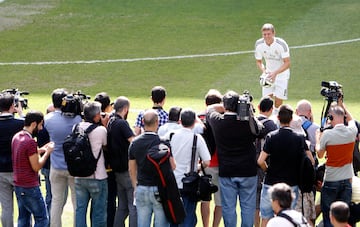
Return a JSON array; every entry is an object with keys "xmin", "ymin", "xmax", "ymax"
[
  {"xmin": 256, "ymin": 116, "xmax": 278, "ymax": 156},
  {"xmin": 207, "ymin": 110, "xmax": 257, "ymax": 178},
  {"xmin": 107, "ymin": 114, "xmax": 134, "ymax": 172},
  {"xmin": 263, "ymin": 127, "xmax": 307, "ymax": 186},
  {"xmin": 128, "ymin": 132, "xmax": 161, "ymax": 186}
]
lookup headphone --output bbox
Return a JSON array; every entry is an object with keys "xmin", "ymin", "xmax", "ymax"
[
  {"xmin": 327, "ymin": 114, "xmax": 333, "ymax": 121},
  {"xmin": 327, "ymin": 113, "xmax": 347, "ymax": 124}
]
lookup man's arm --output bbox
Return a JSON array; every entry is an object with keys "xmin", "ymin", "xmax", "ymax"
[
  {"xmin": 134, "ymin": 127, "xmax": 141, "ymax": 136},
  {"xmin": 29, "ymin": 142, "xmax": 53, "ymax": 172},
  {"xmin": 306, "ymin": 150, "xmax": 315, "ymax": 166},
  {"xmin": 256, "ymin": 59, "xmax": 266, "ymax": 73},
  {"xmin": 315, "ymin": 130, "xmax": 326, "ymax": 159},
  {"xmin": 257, "ymin": 151, "xmax": 269, "ymax": 172},
  {"xmin": 128, "ymin": 160, "xmax": 138, "ymax": 189},
  {"xmin": 338, "ymin": 99, "xmax": 353, "ymax": 122},
  {"xmin": 268, "ymin": 57, "xmax": 291, "ymax": 81},
  {"xmin": 128, "ymin": 136, "xmax": 135, "ymax": 143},
  {"xmin": 201, "ymin": 160, "xmax": 210, "ymax": 168},
  {"xmin": 169, "ymin": 157, "xmax": 176, "ymax": 170}
]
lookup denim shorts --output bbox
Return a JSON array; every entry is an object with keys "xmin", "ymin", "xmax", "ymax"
[{"xmin": 260, "ymin": 184, "xmax": 299, "ymax": 219}]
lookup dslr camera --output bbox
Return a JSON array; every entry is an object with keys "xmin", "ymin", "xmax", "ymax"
[
  {"xmin": 2, "ymin": 88, "xmax": 29, "ymax": 109},
  {"xmin": 61, "ymin": 91, "xmax": 90, "ymax": 117},
  {"xmin": 237, "ymin": 90, "xmax": 253, "ymax": 121},
  {"xmin": 320, "ymin": 81, "xmax": 343, "ymax": 102}
]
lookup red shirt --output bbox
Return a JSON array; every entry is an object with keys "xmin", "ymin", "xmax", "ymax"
[
  {"xmin": 12, "ymin": 130, "xmax": 39, "ymax": 187},
  {"xmin": 209, "ymin": 149, "xmax": 219, "ymax": 167}
]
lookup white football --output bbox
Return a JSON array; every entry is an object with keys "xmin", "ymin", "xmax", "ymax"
[{"xmin": 259, "ymin": 73, "xmax": 274, "ymax": 88}]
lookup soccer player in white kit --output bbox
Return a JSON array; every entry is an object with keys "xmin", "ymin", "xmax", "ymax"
[{"xmin": 255, "ymin": 23, "xmax": 291, "ymax": 113}]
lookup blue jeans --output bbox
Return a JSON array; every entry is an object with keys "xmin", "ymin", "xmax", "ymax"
[
  {"xmin": 135, "ymin": 185, "xmax": 170, "ymax": 227},
  {"xmin": 114, "ymin": 171, "xmax": 137, "ymax": 227},
  {"xmin": 181, "ymin": 193, "xmax": 197, "ymax": 227},
  {"xmin": 219, "ymin": 176, "xmax": 257, "ymax": 227},
  {"xmin": 75, "ymin": 178, "xmax": 108, "ymax": 227},
  {"xmin": 170, "ymin": 192, "xmax": 198, "ymax": 227},
  {"xmin": 14, "ymin": 186, "xmax": 48, "ymax": 227},
  {"xmin": 260, "ymin": 184, "xmax": 299, "ymax": 219},
  {"xmin": 321, "ymin": 179, "xmax": 352, "ymax": 227}
]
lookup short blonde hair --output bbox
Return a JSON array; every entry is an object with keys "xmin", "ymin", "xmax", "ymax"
[{"xmin": 261, "ymin": 23, "xmax": 275, "ymax": 32}]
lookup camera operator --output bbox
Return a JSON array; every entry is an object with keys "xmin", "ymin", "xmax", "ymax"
[
  {"xmin": 0, "ymin": 92, "xmax": 24, "ymax": 227},
  {"xmin": 207, "ymin": 90, "xmax": 261, "ymax": 227},
  {"xmin": 316, "ymin": 98, "xmax": 358, "ymax": 227},
  {"xmin": 44, "ymin": 88, "xmax": 82, "ymax": 227}
]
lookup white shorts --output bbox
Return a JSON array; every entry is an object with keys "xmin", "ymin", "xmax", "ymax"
[{"xmin": 262, "ymin": 71, "xmax": 289, "ymax": 100}]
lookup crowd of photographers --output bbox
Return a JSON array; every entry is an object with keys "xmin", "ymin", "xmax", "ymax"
[{"xmin": 0, "ymin": 83, "xmax": 359, "ymax": 227}]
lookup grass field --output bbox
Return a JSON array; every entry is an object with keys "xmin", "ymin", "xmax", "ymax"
[{"xmin": 0, "ymin": 0, "xmax": 359, "ymax": 226}]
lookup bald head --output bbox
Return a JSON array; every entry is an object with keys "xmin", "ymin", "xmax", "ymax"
[
  {"xmin": 143, "ymin": 109, "xmax": 159, "ymax": 132},
  {"xmin": 296, "ymin": 99, "xmax": 312, "ymax": 119}
]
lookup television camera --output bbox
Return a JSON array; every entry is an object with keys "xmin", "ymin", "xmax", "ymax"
[
  {"xmin": 319, "ymin": 81, "xmax": 343, "ymax": 131},
  {"xmin": 320, "ymin": 81, "xmax": 343, "ymax": 102},
  {"xmin": 237, "ymin": 90, "xmax": 254, "ymax": 121},
  {"xmin": 61, "ymin": 91, "xmax": 90, "ymax": 117},
  {"xmin": 2, "ymin": 88, "xmax": 30, "ymax": 109}
]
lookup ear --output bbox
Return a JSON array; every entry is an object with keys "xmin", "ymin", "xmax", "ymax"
[{"xmin": 30, "ymin": 121, "xmax": 37, "ymax": 130}]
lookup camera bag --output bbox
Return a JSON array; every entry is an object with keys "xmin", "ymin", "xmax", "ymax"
[
  {"xmin": 182, "ymin": 135, "xmax": 218, "ymax": 202},
  {"xmin": 146, "ymin": 143, "xmax": 185, "ymax": 224}
]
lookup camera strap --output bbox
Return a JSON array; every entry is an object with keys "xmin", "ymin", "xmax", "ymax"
[{"xmin": 190, "ymin": 135, "xmax": 198, "ymax": 172}]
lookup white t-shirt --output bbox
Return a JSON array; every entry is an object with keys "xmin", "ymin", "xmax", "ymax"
[
  {"xmin": 255, "ymin": 37, "xmax": 290, "ymax": 79},
  {"xmin": 158, "ymin": 122, "xmax": 181, "ymax": 138},
  {"xmin": 267, "ymin": 210, "xmax": 310, "ymax": 227},
  {"xmin": 78, "ymin": 122, "xmax": 108, "ymax": 180},
  {"xmin": 170, "ymin": 127, "xmax": 211, "ymax": 189}
]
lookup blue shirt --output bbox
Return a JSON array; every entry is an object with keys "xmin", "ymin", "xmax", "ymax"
[{"xmin": 44, "ymin": 110, "xmax": 82, "ymax": 170}]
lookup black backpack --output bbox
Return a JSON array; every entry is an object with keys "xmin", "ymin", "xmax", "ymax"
[
  {"xmin": 299, "ymin": 152, "xmax": 315, "ymax": 193},
  {"xmin": 63, "ymin": 123, "xmax": 100, "ymax": 177}
]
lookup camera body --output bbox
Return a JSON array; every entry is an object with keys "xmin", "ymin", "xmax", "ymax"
[
  {"xmin": 2, "ymin": 88, "xmax": 29, "ymax": 109},
  {"xmin": 237, "ymin": 91, "xmax": 253, "ymax": 121},
  {"xmin": 61, "ymin": 91, "xmax": 90, "ymax": 117},
  {"xmin": 320, "ymin": 81, "xmax": 343, "ymax": 102}
]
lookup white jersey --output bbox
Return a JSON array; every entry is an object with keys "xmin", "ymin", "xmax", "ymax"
[{"xmin": 255, "ymin": 37, "xmax": 290, "ymax": 78}]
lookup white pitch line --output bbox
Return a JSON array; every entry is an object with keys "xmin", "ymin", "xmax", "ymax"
[{"xmin": 0, "ymin": 38, "xmax": 359, "ymax": 66}]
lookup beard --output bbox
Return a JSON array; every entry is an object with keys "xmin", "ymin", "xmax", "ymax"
[{"xmin": 32, "ymin": 127, "xmax": 39, "ymax": 138}]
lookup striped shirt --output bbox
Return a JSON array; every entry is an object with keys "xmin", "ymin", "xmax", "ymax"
[
  {"xmin": 12, "ymin": 130, "xmax": 39, "ymax": 187},
  {"xmin": 320, "ymin": 120, "xmax": 357, "ymax": 182}
]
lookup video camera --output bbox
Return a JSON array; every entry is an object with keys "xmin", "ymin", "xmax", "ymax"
[
  {"xmin": 61, "ymin": 91, "xmax": 90, "ymax": 117},
  {"xmin": 237, "ymin": 90, "xmax": 254, "ymax": 121},
  {"xmin": 2, "ymin": 88, "xmax": 29, "ymax": 109},
  {"xmin": 320, "ymin": 81, "xmax": 343, "ymax": 102},
  {"xmin": 319, "ymin": 81, "xmax": 343, "ymax": 131}
]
